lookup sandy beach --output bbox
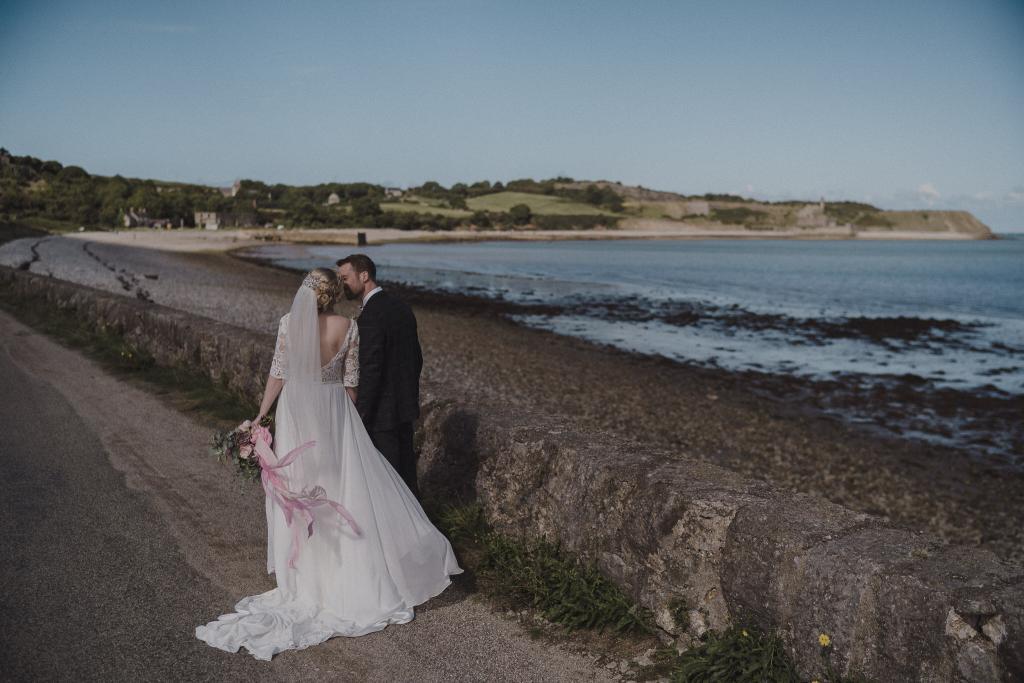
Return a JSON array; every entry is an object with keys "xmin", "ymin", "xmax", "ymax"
[
  {"xmin": 54, "ymin": 224, "xmax": 989, "ymax": 255},
  {"xmin": 3, "ymin": 228, "xmax": 1021, "ymax": 566}
]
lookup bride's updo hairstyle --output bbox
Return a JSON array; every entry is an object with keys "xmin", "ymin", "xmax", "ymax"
[{"xmin": 301, "ymin": 267, "xmax": 342, "ymax": 313}]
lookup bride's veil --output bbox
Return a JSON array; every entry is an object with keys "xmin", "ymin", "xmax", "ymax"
[
  {"xmin": 286, "ymin": 279, "xmax": 320, "ymax": 387},
  {"xmin": 279, "ymin": 277, "xmax": 330, "ymax": 460}
]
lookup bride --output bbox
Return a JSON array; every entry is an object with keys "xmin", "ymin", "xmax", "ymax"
[{"xmin": 196, "ymin": 268, "xmax": 463, "ymax": 660}]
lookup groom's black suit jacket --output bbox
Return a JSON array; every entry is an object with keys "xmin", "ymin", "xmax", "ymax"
[{"xmin": 355, "ymin": 289, "xmax": 423, "ymax": 432}]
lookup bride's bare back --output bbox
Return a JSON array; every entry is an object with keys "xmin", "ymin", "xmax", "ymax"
[{"xmin": 318, "ymin": 313, "xmax": 352, "ymax": 367}]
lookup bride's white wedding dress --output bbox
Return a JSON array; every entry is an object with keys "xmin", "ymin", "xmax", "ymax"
[{"xmin": 196, "ymin": 283, "xmax": 462, "ymax": 661}]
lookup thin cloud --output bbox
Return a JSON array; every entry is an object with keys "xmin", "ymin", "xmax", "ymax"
[{"xmin": 917, "ymin": 182, "xmax": 940, "ymax": 202}]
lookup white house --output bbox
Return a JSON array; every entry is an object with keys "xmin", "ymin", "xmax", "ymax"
[{"xmin": 195, "ymin": 211, "xmax": 220, "ymax": 230}]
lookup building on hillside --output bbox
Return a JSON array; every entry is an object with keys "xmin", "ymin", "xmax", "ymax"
[
  {"xmin": 123, "ymin": 207, "xmax": 173, "ymax": 229},
  {"xmin": 385, "ymin": 187, "xmax": 404, "ymax": 198},
  {"xmin": 326, "ymin": 192, "xmax": 341, "ymax": 205},
  {"xmin": 195, "ymin": 210, "xmax": 257, "ymax": 229},
  {"xmin": 795, "ymin": 198, "xmax": 832, "ymax": 228},
  {"xmin": 195, "ymin": 211, "xmax": 220, "ymax": 230},
  {"xmin": 123, "ymin": 207, "xmax": 146, "ymax": 227},
  {"xmin": 219, "ymin": 180, "xmax": 242, "ymax": 198}
]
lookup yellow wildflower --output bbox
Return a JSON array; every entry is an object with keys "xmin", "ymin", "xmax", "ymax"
[
  {"xmin": 818, "ymin": 633, "xmax": 831, "ymax": 647},
  {"xmin": 741, "ymin": 629, "xmax": 748, "ymax": 637}
]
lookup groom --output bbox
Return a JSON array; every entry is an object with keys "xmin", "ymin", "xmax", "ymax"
[{"xmin": 336, "ymin": 254, "xmax": 424, "ymax": 498}]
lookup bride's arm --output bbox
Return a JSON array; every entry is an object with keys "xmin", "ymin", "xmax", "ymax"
[
  {"xmin": 256, "ymin": 375, "xmax": 284, "ymax": 421},
  {"xmin": 256, "ymin": 315, "xmax": 288, "ymax": 421}
]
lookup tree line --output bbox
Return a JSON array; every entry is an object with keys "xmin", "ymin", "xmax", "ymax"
[{"xmin": 0, "ymin": 150, "xmax": 624, "ymax": 231}]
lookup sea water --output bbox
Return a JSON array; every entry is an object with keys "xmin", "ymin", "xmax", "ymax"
[{"xmin": 243, "ymin": 237, "xmax": 1024, "ymax": 396}]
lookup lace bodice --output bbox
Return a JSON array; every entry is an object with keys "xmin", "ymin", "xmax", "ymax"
[{"xmin": 270, "ymin": 314, "xmax": 359, "ymax": 386}]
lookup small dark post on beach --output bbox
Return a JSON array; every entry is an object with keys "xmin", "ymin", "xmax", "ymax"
[{"xmin": 357, "ymin": 232, "xmax": 367, "ymax": 246}]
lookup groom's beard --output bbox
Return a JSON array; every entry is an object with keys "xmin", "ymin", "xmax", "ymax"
[{"xmin": 342, "ymin": 284, "xmax": 360, "ymax": 301}]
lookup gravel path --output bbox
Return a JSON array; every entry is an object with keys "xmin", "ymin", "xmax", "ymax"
[{"xmin": 3, "ymin": 231, "xmax": 1021, "ymax": 567}]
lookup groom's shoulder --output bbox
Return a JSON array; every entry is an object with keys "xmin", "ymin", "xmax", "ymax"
[
  {"xmin": 382, "ymin": 290, "xmax": 415, "ymax": 318},
  {"xmin": 373, "ymin": 289, "xmax": 403, "ymax": 311},
  {"xmin": 366, "ymin": 289, "xmax": 413, "ymax": 318}
]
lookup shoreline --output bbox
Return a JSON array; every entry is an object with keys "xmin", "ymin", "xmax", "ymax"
[
  {"xmin": 60, "ymin": 224, "xmax": 992, "ymax": 250},
  {"xmin": 235, "ymin": 246, "xmax": 1023, "ymax": 466},
  {"xmin": 226, "ymin": 246, "xmax": 1024, "ymax": 563},
  {"xmin": 2, "ymin": 229, "xmax": 1021, "ymax": 564}
]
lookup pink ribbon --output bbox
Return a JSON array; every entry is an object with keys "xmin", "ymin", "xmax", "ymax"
[{"xmin": 251, "ymin": 427, "xmax": 362, "ymax": 568}]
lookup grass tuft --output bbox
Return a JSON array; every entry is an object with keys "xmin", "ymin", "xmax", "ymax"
[{"xmin": 435, "ymin": 502, "xmax": 655, "ymax": 634}]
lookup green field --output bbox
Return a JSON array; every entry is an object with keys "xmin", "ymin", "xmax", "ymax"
[
  {"xmin": 380, "ymin": 191, "xmax": 619, "ymax": 217},
  {"xmin": 380, "ymin": 196, "xmax": 473, "ymax": 218},
  {"xmin": 465, "ymin": 191, "xmax": 618, "ymax": 216}
]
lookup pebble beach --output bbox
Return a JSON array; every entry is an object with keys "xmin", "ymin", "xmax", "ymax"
[{"xmin": 3, "ymin": 228, "xmax": 1022, "ymax": 565}]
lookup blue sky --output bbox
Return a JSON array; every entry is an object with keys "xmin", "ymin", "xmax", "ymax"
[{"xmin": 2, "ymin": 0, "xmax": 1023, "ymax": 230}]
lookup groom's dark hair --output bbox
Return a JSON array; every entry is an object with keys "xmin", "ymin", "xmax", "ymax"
[{"xmin": 336, "ymin": 254, "xmax": 377, "ymax": 281}]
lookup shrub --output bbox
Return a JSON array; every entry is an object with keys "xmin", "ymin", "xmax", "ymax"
[
  {"xmin": 710, "ymin": 207, "xmax": 768, "ymax": 224},
  {"xmin": 509, "ymin": 203, "xmax": 532, "ymax": 225},
  {"xmin": 532, "ymin": 214, "xmax": 619, "ymax": 230},
  {"xmin": 824, "ymin": 201, "xmax": 881, "ymax": 224}
]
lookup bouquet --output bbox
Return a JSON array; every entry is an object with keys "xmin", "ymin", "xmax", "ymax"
[
  {"xmin": 210, "ymin": 415, "xmax": 363, "ymax": 568},
  {"xmin": 210, "ymin": 415, "xmax": 273, "ymax": 482}
]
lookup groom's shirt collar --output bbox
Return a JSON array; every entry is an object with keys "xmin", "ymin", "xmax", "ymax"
[{"xmin": 362, "ymin": 286, "xmax": 383, "ymax": 306}]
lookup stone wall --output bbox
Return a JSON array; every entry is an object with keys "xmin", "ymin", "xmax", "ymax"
[
  {"xmin": 2, "ymin": 265, "xmax": 1021, "ymax": 681},
  {"xmin": 416, "ymin": 395, "xmax": 1022, "ymax": 681},
  {"xmin": 0, "ymin": 266, "xmax": 271, "ymax": 401}
]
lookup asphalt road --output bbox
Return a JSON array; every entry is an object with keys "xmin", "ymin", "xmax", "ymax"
[
  {"xmin": 0, "ymin": 309, "xmax": 618, "ymax": 682},
  {"xmin": 0, "ymin": 321, "xmax": 276, "ymax": 681}
]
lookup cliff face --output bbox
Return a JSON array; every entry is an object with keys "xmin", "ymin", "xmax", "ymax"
[
  {"xmin": 562, "ymin": 179, "xmax": 996, "ymax": 238},
  {"xmin": 869, "ymin": 210, "xmax": 994, "ymax": 236},
  {"xmin": 619, "ymin": 207, "xmax": 995, "ymax": 239}
]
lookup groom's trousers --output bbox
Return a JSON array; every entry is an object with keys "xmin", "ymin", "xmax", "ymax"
[{"xmin": 369, "ymin": 421, "xmax": 419, "ymax": 498}]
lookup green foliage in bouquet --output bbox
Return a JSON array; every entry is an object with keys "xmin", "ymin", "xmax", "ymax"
[{"xmin": 210, "ymin": 415, "xmax": 274, "ymax": 482}]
